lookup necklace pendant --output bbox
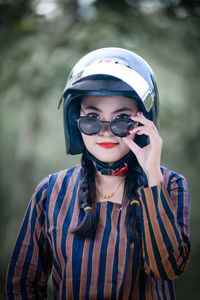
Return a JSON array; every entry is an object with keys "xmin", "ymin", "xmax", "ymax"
[
  {"xmin": 97, "ymin": 178, "xmax": 124, "ymax": 200},
  {"xmin": 102, "ymin": 193, "xmax": 113, "ymax": 199}
]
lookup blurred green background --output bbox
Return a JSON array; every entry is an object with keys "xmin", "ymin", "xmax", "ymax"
[{"xmin": 1, "ymin": 0, "xmax": 200, "ymax": 299}]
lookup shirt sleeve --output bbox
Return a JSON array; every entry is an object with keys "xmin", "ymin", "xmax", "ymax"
[
  {"xmin": 6, "ymin": 177, "xmax": 52, "ymax": 299},
  {"xmin": 137, "ymin": 172, "xmax": 190, "ymax": 280}
]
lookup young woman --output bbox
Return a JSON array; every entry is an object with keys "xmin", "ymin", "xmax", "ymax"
[{"xmin": 6, "ymin": 47, "xmax": 190, "ymax": 299}]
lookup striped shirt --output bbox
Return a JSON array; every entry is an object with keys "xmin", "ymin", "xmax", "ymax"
[{"xmin": 6, "ymin": 165, "xmax": 190, "ymax": 299}]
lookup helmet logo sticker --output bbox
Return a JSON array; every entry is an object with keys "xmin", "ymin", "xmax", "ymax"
[{"xmin": 96, "ymin": 57, "xmax": 129, "ymax": 68}]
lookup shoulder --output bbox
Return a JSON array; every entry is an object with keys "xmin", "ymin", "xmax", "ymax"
[
  {"xmin": 48, "ymin": 164, "xmax": 81, "ymax": 185},
  {"xmin": 34, "ymin": 164, "xmax": 81, "ymax": 197},
  {"xmin": 160, "ymin": 166, "xmax": 189, "ymax": 191}
]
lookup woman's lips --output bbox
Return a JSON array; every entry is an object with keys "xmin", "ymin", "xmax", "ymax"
[{"xmin": 97, "ymin": 142, "xmax": 118, "ymax": 149}]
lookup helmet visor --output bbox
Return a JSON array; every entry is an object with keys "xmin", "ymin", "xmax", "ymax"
[{"xmin": 64, "ymin": 62, "xmax": 153, "ymax": 113}]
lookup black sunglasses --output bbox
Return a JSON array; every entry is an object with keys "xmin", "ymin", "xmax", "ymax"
[{"xmin": 76, "ymin": 116, "xmax": 136, "ymax": 137}]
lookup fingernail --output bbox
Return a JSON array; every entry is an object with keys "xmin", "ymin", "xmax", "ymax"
[{"xmin": 129, "ymin": 113, "xmax": 137, "ymax": 117}]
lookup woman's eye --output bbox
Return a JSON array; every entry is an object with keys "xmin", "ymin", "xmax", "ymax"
[
  {"xmin": 116, "ymin": 113, "xmax": 130, "ymax": 119},
  {"xmin": 87, "ymin": 113, "xmax": 99, "ymax": 118}
]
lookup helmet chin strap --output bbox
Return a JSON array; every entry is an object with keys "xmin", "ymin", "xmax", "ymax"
[{"xmin": 85, "ymin": 150, "xmax": 133, "ymax": 175}]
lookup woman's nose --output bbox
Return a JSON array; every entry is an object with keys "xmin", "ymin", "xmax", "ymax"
[{"xmin": 98, "ymin": 122, "xmax": 113, "ymax": 136}]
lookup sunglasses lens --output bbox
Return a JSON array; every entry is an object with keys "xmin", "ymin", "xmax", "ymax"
[
  {"xmin": 78, "ymin": 117, "xmax": 100, "ymax": 135},
  {"xmin": 111, "ymin": 119, "xmax": 134, "ymax": 137}
]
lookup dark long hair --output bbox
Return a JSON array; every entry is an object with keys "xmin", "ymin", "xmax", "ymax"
[
  {"xmin": 124, "ymin": 155, "xmax": 144, "ymax": 242},
  {"xmin": 72, "ymin": 153, "xmax": 144, "ymax": 242},
  {"xmin": 71, "ymin": 153, "xmax": 97, "ymax": 237}
]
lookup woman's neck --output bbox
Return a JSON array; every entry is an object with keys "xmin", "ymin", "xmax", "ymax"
[
  {"xmin": 95, "ymin": 171, "xmax": 126, "ymax": 204},
  {"xmin": 96, "ymin": 166, "xmax": 126, "ymax": 180}
]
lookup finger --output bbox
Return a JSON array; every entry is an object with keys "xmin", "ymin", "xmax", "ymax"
[
  {"xmin": 122, "ymin": 135, "xmax": 141, "ymax": 155},
  {"xmin": 130, "ymin": 123, "xmax": 159, "ymax": 136},
  {"xmin": 133, "ymin": 126, "xmax": 162, "ymax": 146},
  {"xmin": 127, "ymin": 122, "xmax": 139, "ymax": 138},
  {"xmin": 129, "ymin": 112, "xmax": 157, "ymax": 131}
]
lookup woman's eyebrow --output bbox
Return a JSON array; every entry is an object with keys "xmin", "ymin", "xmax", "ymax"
[
  {"xmin": 113, "ymin": 107, "xmax": 134, "ymax": 113},
  {"xmin": 83, "ymin": 105, "xmax": 102, "ymax": 112}
]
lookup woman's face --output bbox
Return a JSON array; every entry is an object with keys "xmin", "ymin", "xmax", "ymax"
[{"xmin": 80, "ymin": 95, "xmax": 138, "ymax": 165}]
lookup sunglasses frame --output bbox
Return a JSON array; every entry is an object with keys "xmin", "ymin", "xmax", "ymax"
[{"xmin": 76, "ymin": 116, "xmax": 136, "ymax": 137}]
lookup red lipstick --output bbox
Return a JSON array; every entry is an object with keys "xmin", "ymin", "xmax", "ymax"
[{"xmin": 97, "ymin": 142, "xmax": 118, "ymax": 149}]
